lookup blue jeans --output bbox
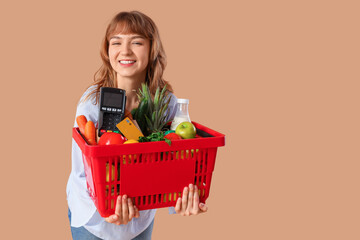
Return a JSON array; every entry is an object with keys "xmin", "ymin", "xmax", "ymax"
[{"xmin": 68, "ymin": 208, "xmax": 154, "ymax": 240}]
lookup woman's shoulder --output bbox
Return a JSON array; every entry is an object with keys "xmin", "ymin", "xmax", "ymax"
[
  {"xmin": 166, "ymin": 92, "xmax": 178, "ymax": 121},
  {"xmin": 79, "ymin": 85, "xmax": 97, "ymax": 103},
  {"xmin": 75, "ymin": 85, "xmax": 99, "ymax": 123},
  {"xmin": 167, "ymin": 92, "xmax": 177, "ymax": 105}
]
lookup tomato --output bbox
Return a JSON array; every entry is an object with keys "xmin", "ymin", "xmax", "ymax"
[
  {"xmin": 98, "ymin": 132, "xmax": 126, "ymax": 145},
  {"xmin": 164, "ymin": 132, "xmax": 182, "ymax": 140}
]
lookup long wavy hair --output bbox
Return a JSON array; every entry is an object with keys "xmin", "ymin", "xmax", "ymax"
[{"xmin": 84, "ymin": 11, "xmax": 173, "ymax": 104}]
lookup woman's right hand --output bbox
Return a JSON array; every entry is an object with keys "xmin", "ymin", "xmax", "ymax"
[{"xmin": 105, "ymin": 195, "xmax": 140, "ymax": 225}]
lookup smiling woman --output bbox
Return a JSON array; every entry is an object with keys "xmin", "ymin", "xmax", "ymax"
[
  {"xmin": 66, "ymin": 11, "xmax": 207, "ymax": 240},
  {"xmin": 82, "ymin": 11, "xmax": 173, "ymax": 109}
]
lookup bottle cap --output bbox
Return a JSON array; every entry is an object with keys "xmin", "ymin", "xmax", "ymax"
[{"xmin": 177, "ymin": 98, "xmax": 189, "ymax": 104}]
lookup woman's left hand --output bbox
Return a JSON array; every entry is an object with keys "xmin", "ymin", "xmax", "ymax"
[{"xmin": 174, "ymin": 183, "xmax": 208, "ymax": 216}]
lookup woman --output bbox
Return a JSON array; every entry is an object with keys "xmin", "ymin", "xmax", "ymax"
[{"xmin": 67, "ymin": 11, "xmax": 208, "ymax": 240}]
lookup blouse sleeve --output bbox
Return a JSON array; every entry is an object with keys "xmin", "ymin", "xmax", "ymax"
[
  {"xmin": 165, "ymin": 92, "xmax": 178, "ymax": 122},
  {"xmin": 67, "ymin": 87, "xmax": 100, "ymax": 227}
]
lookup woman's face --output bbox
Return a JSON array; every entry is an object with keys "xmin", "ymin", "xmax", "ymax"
[{"xmin": 108, "ymin": 33, "xmax": 150, "ymax": 80}]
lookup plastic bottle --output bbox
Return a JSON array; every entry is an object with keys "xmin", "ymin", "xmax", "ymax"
[{"xmin": 170, "ymin": 98, "xmax": 191, "ymax": 130}]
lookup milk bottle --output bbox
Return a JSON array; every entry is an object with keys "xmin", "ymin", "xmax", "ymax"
[{"xmin": 170, "ymin": 98, "xmax": 191, "ymax": 130}]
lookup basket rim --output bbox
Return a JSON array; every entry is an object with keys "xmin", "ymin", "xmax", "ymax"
[{"xmin": 73, "ymin": 121, "xmax": 225, "ymax": 157}]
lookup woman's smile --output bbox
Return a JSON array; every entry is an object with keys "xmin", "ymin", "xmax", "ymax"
[{"xmin": 119, "ymin": 59, "xmax": 137, "ymax": 67}]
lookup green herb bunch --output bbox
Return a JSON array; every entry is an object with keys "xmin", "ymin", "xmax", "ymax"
[{"xmin": 138, "ymin": 132, "xmax": 171, "ymax": 146}]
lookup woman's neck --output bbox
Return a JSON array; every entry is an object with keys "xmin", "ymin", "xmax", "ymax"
[{"xmin": 116, "ymin": 74, "xmax": 146, "ymax": 111}]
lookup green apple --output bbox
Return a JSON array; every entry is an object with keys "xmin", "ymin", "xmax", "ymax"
[{"xmin": 175, "ymin": 121, "xmax": 196, "ymax": 139}]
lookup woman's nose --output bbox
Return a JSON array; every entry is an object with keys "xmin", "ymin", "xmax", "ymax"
[{"xmin": 121, "ymin": 42, "xmax": 133, "ymax": 55}]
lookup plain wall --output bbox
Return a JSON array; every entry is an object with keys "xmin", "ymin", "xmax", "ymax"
[{"xmin": 1, "ymin": 0, "xmax": 359, "ymax": 239}]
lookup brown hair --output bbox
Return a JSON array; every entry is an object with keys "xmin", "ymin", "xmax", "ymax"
[{"xmin": 84, "ymin": 11, "xmax": 173, "ymax": 104}]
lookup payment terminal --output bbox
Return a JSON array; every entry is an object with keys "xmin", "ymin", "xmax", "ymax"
[{"xmin": 98, "ymin": 87, "xmax": 126, "ymax": 137}]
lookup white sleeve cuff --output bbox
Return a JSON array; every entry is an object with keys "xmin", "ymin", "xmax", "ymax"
[{"xmin": 168, "ymin": 207, "xmax": 177, "ymax": 214}]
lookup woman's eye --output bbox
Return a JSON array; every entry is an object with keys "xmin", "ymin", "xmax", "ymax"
[
  {"xmin": 111, "ymin": 42, "xmax": 121, "ymax": 45},
  {"xmin": 133, "ymin": 42, "xmax": 143, "ymax": 45}
]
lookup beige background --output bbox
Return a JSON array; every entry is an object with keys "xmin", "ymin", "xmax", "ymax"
[{"xmin": 1, "ymin": 0, "xmax": 359, "ymax": 239}]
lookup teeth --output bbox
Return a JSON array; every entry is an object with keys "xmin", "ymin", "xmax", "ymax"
[{"xmin": 120, "ymin": 60, "xmax": 135, "ymax": 64}]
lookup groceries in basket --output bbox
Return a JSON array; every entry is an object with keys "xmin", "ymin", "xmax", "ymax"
[
  {"xmin": 76, "ymin": 84, "xmax": 200, "ymax": 146},
  {"xmin": 72, "ymin": 84, "xmax": 225, "ymax": 216}
]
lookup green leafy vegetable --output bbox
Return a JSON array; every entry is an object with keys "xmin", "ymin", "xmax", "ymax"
[{"xmin": 138, "ymin": 132, "xmax": 171, "ymax": 146}]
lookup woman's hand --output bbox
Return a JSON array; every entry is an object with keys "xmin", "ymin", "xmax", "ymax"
[
  {"xmin": 105, "ymin": 195, "xmax": 140, "ymax": 225},
  {"xmin": 175, "ymin": 184, "xmax": 208, "ymax": 216}
]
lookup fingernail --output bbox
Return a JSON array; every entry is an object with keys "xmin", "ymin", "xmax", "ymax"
[
  {"xmin": 113, "ymin": 215, "xmax": 117, "ymax": 220},
  {"xmin": 123, "ymin": 195, "xmax": 127, "ymax": 200},
  {"xmin": 199, "ymin": 203, "xmax": 204, "ymax": 207}
]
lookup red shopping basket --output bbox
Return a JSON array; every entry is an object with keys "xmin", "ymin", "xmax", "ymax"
[{"xmin": 72, "ymin": 121, "xmax": 225, "ymax": 217}]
